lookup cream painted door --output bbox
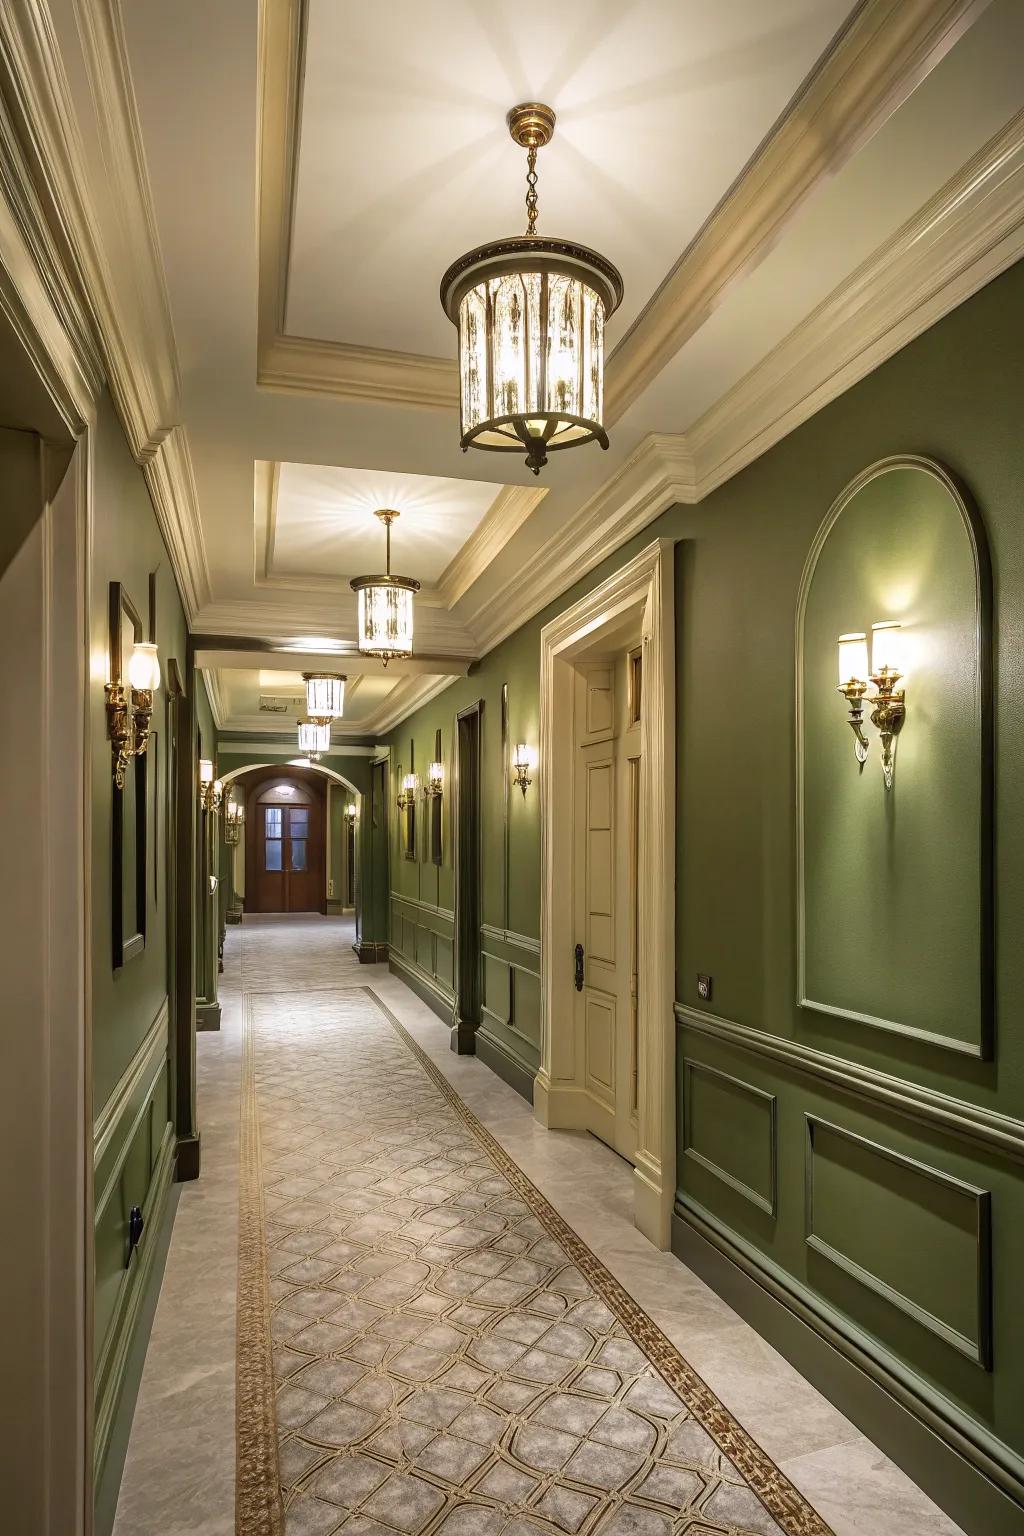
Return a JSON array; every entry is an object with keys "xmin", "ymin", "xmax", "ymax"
[{"xmin": 573, "ymin": 663, "xmax": 638, "ymax": 1162}]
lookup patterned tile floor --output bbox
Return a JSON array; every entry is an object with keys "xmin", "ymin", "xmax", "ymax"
[
  {"xmin": 247, "ymin": 986, "xmax": 813, "ymax": 1536},
  {"xmin": 113, "ymin": 916, "xmax": 966, "ymax": 1536}
]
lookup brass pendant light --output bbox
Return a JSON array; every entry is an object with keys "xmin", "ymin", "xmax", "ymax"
[
  {"xmin": 349, "ymin": 509, "xmax": 420, "ymax": 664},
  {"xmin": 440, "ymin": 103, "xmax": 623, "ymax": 475}
]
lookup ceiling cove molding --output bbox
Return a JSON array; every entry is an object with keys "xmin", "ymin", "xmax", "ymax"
[
  {"xmin": 218, "ymin": 740, "xmax": 380, "ymax": 758},
  {"xmin": 255, "ymin": 0, "xmax": 457, "ymax": 409},
  {"xmin": 370, "ymin": 671, "xmax": 462, "ymax": 736},
  {"xmin": 0, "ymin": 84, "xmax": 100, "ymax": 434},
  {"xmin": 202, "ymin": 667, "xmax": 226, "ymax": 731},
  {"xmin": 604, "ymin": 0, "xmax": 989, "ymax": 425},
  {"xmin": 688, "ymin": 109, "xmax": 1024, "ymax": 499},
  {"xmin": 194, "ymin": 595, "xmax": 478, "ymax": 655},
  {"xmin": 464, "ymin": 433, "xmax": 695, "ymax": 655},
  {"xmin": 0, "ymin": 0, "xmax": 213, "ymax": 621},
  {"xmin": 436, "ymin": 484, "xmax": 548, "ymax": 610}
]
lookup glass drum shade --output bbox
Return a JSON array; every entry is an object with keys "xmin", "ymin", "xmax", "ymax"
[
  {"xmin": 304, "ymin": 673, "xmax": 345, "ymax": 721},
  {"xmin": 351, "ymin": 577, "xmax": 419, "ymax": 662},
  {"xmin": 441, "ymin": 238, "xmax": 623, "ymax": 474},
  {"xmin": 297, "ymin": 719, "xmax": 330, "ymax": 756},
  {"xmin": 128, "ymin": 640, "xmax": 161, "ymax": 692}
]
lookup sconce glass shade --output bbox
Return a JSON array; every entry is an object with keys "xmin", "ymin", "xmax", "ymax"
[
  {"xmin": 199, "ymin": 758, "xmax": 214, "ymax": 788},
  {"xmin": 427, "ymin": 761, "xmax": 444, "ymax": 794},
  {"xmin": 213, "ymin": 778, "xmax": 223, "ymax": 801},
  {"xmin": 128, "ymin": 641, "xmax": 161, "ymax": 692},
  {"xmin": 303, "ymin": 672, "xmax": 345, "ymax": 721},
  {"xmin": 512, "ymin": 743, "xmax": 532, "ymax": 772},
  {"xmin": 837, "ymin": 633, "xmax": 869, "ymax": 689},
  {"xmin": 403, "ymin": 772, "xmax": 418, "ymax": 795},
  {"xmin": 871, "ymin": 621, "xmax": 903, "ymax": 677},
  {"xmin": 345, "ymin": 801, "xmax": 357, "ymax": 821},
  {"xmin": 297, "ymin": 719, "xmax": 330, "ymax": 756}
]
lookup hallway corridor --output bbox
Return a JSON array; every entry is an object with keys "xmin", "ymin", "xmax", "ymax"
[{"xmin": 113, "ymin": 919, "xmax": 962, "ymax": 1536}]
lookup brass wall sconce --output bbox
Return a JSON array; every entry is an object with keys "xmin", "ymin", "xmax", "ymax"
[
  {"xmin": 836, "ymin": 623, "xmax": 907, "ymax": 789},
  {"xmin": 425, "ymin": 761, "xmax": 444, "ymax": 799},
  {"xmin": 224, "ymin": 794, "xmax": 244, "ymax": 844},
  {"xmin": 106, "ymin": 638, "xmax": 161, "ymax": 789},
  {"xmin": 512, "ymin": 743, "xmax": 534, "ymax": 797},
  {"xmin": 397, "ymin": 772, "xmax": 418, "ymax": 811},
  {"xmin": 345, "ymin": 801, "xmax": 357, "ymax": 822},
  {"xmin": 199, "ymin": 758, "xmax": 223, "ymax": 813}
]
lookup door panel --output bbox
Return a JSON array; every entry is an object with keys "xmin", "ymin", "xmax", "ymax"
[
  {"xmin": 573, "ymin": 658, "xmax": 640, "ymax": 1163},
  {"xmin": 248, "ymin": 777, "xmax": 325, "ymax": 913}
]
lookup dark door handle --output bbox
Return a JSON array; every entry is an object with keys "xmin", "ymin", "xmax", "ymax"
[{"xmin": 574, "ymin": 943, "xmax": 585, "ymax": 992}]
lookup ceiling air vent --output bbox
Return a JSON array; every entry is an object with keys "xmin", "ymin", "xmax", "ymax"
[{"xmin": 258, "ymin": 695, "xmax": 292, "ymax": 714}]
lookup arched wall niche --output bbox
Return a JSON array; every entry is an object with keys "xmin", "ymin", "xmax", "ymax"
[{"xmin": 796, "ymin": 455, "xmax": 993, "ymax": 1059}]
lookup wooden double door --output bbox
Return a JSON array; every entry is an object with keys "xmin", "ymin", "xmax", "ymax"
[{"xmin": 245, "ymin": 770, "xmax": 326, "ymax": 913}]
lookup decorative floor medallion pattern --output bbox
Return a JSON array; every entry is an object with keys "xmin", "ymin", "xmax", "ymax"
[{"xmin": 237, "ymin": 985, "xmax": 834, "ymax": 1536}]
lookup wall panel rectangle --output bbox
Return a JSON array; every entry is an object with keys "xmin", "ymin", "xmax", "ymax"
[{"xmin": 805, "ymin": 1115, "xmax": 992, "ymax": 1367}]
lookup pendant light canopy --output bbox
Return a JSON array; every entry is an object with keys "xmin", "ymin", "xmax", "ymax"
[
  {"xmin": 349, "ymin": 509, "xmax": 420, "ymax": 664},
  {"xmin": 303, "ymin": 672, "xmax": 346, "ymax": 723},
  {"xmin": 440, "ymin": 103, "xmax": 623, "ymax": 476}
]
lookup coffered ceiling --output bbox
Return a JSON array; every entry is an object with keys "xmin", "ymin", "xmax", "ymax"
[{"xmin": 41, "ymin": 0, "xmax": 1024, "ymax": 739}]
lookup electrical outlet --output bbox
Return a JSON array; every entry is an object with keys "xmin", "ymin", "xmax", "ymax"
[
  {"xmin": 697, "ymin": 974, "xmax": 713, "ymax": 1002},
  {"xmin": 328, "ymin": 879, "xmax": 335, "ymax": 897}
]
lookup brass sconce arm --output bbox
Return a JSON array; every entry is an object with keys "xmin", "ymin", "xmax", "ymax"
[
  {"xmin": 869, "ymin": 668, "xmax": 906, "ymax": 791},
  {"xmin": 837, "ymin": 681, "xmax": 870, "ymax": 766},
  {"xmin": 105, "ymin": 681, "xmax": 133, "ymax": 790}
]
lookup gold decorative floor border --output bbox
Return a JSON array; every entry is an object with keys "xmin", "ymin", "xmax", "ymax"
[
  {"xmin": 236, "ymin": 993, "xmax": 284, "ymax": 1536},
  {"xmin": 237, "ymin": 983, "xmax": 834, "ymax": 1536}
]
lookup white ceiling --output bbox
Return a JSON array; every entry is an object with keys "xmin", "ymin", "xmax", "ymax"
[
  {"xmin": 44, "ymin": 0, "xmax": 1021, "ymax": 741},
  {"xmin": 264, "ymin": 461, "xmax": 500, "ymax": 584},
  {"xmin": 286, "ymin": 0, "xmax": 853, "ymax": 354}
]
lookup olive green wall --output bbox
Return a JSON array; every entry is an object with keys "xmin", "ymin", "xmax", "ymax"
[
  {"xmin": 89, "ymin": 390, "xmax": 188, "ymax": 1529},
  {"xmin": 387, "ymin": 259, "xmax": 1024, "ymax": 1532}
]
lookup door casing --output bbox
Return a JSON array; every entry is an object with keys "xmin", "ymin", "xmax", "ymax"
[{"xmin": 536, "ymin": 539, "xmax": 676, "ymax": 1249}]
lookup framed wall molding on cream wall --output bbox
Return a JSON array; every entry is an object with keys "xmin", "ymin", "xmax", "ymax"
[{"xmin": 535, "ymin": 539, "xmax": 675, "ymax": 1250}]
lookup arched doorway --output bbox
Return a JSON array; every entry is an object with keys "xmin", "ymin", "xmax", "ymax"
[{"xmin": 244, "ymin": 767, "xmax": 327, "ymax": 914}]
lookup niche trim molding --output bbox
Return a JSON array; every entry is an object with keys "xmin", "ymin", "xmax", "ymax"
[{"xmin": 794, "ymin": 454, "xmax": 993, "ymax": 1058}]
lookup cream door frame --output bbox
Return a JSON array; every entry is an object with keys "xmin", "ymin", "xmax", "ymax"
[{"xmin": 535, "ymin": 538, "xmax": 676, "ymax": 1249}]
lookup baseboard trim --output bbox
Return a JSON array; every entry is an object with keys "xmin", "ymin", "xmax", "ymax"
[
  {"xmin": 175, "ymin": 1131, "xmax": 201, "ymax": 1182},
  {"xmin": 353, "ymin": 941, "xmax": 389, "ymax": 964},
  {"xmin": 388, "ymin": 951, "xmax": 454, "ymax": 1025},
  {"xmin": 475, "ymin": 1025, "xmax": 536, "ymax": 1104},
  {"xmin": 672, "ymin": 1196, "xmax": 1024, "ymax": 1536},
  {"xmin": 195, "ymin": 999, "xmax": 221, "ymax": 1032}
]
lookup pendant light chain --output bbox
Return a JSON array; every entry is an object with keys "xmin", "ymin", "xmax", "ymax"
[{"xmin": 525, "ymin": 144, "xmax": 539, "ymax": 235}]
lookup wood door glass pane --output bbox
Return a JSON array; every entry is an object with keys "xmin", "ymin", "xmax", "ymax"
[
  {"xmin": 290, "ymin": 839, "xmax": 307, "ymax": 871},
  {"xmin": 265, "ymin": 806, "xmax": 283, "ymax": 871}
]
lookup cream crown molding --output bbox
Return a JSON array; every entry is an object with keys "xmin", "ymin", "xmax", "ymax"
[
  {"xmin": 687, "ymin": 108, "xmax": 1024, "ymax": 498},
  {"xmin": 435, "ymin": 484, "xmax": 547, "ymax": 609},
  {"xmin": 0, "ymin": 0, "xmax": 213, "ymax": 621},
  {"xmin": 212, "ymin": 670, "xmax": 461, "ymax": 740},
  {"xmin": 463, "ymin": 433, "xmax": 696, "ymax": 655},
  {"xmin": 605, "ymin": 0, "xmax": 988, "ymax": 425}
]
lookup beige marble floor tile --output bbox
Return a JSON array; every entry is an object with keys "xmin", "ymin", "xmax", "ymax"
[{"xmin": 112, "ymin": 917, "xmax": 966, "ymax": 1536}]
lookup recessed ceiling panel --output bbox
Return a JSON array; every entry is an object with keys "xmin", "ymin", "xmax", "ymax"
[
  {"xmin": 286, "ymin": 0, "xmax": 853, "ymax": 355},
  {"xmin": 221, "ymin": 667, "xmax": 400, "ymax": 725},
  {"xmin": 263, "ymin": 461, "xmax": 501, "ymax": 584}
]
